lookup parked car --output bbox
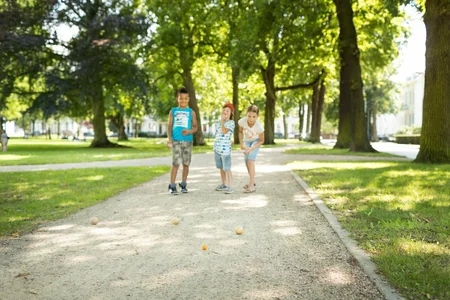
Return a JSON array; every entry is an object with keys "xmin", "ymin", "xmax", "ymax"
[{"xmin": 274, "ymin": 132, "xmax": 284, "ymax": 139}]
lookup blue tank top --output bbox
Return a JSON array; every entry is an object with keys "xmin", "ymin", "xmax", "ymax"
[{"xmin": 172, "ymin": 107, "xmax": 193, "ymax": 142}]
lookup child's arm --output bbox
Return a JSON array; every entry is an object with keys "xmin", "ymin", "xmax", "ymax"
[
  {"xmin": 167, "ymin": 110, "xmax": 173, "ymax": 147},
  {"xmin": 244, "ymin": 132, "xmax": 264, "ymax": 154},
  {"xmin": 191, "ymin": 110, "xmax": 198, "ymax": 134},
  {"xmin": 239, "ymin": 126, "xmax": 245, "ymax": 150},
  {"xmin": 221, "ymin": 120, "xmax": 233, "ymax": 134},
  {"xmin": 182, "ymin": 110, "xmax": 198, "ymax": 135}
]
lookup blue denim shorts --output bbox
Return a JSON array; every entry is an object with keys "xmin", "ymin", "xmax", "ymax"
[
  {"xmin": 214, "ymin": 152, "xmax": 232, "ymax": 171},
  {"xmin": 244, "ymin": 139, "xmax": 261, "ymax": 163}
]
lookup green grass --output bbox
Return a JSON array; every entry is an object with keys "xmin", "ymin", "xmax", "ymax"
[
  {"xmin": 285, "ymin": 144, "xmax": 400, "ymax": 157},
  {"xmin": 0, "ymin": 137, "xmax": 295, "ymax": 166},
  {"xmin": 0, "ymin": 138, "xmax": 222, "ymax": 166},
  {"xmin": 0, "ymin": 166, "xmax": 170, "ymax": 238},
  {"xmin": 291, "ymin": 160, "xmax": 450, "ymax": 300},
  {"xmin": 0, "ymin": 138, "xmax": 171, "ymax": 166}
]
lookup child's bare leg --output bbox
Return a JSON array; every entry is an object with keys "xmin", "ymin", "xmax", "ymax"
[
  {"xmin": 244, "ymin": 158, "xmax": 250, "ymax": 185},
  {"xmin": 170, "ymin": 164, "xmax": 180, "ymax": 184},
  {"xmin": 182, "ymin": 164, "xmax": 189, "ymax": 183},
  {"xmin": 225, "ymin": 170, "xmax": 232, "ymax": 187},
  {"xmin": 247, "ymin": 160, "xmax": 256, "ymax": 188},
  {"xmin": 220, "ymin": 169, "xmax": 226, "ymax": 185}
]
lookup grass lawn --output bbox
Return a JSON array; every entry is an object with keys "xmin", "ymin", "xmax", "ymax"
[
  {"xmin": 285, "ymin": 144, "xmax": 400, "ymax": 157},
  {"xmin": 0, "ymin": 137, "xmax": 293, "ymax": 166},
  {"xmin": 291, "ymin": 160, "xmax": 450, "ymax": 300},
  {"xmin": 0, "ymin": 138, "xmax": 170, "ymax": 166},
  {"xmin": 0, "ymin": 138, "xmax": 220, "ymax": 166},
  {"xmin": 0, "ymin": 166, "xmax": 170, "ymax": 238}
]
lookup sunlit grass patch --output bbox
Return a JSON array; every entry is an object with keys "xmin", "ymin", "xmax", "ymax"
[
  {"xmin": 293, "ymin": 160, "xmax": 450, "ymax": 299},
  {"xmin": 285, "ymin": 145, "xmax": 400, "ymax": 157},
  {"xmin": 1, "ymin": 138, "xmax": 174, "ymax": 166},
  {"xmin": 0, "ymin": 154, "xmax": 32, "ymax": 161},
  {"xmin": 0, "ymin": 166, "xmax": 169, "ymax": 238}
]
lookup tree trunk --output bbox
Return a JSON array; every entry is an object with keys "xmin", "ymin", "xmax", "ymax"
[
  {"xmin": 283, "ymin": 113, "xmax": 287, "ymax": 140},
  {"xmin": 309, "ymin": 80, "xmax": 326, "ymax": 143},
  {"xmin": 117, "ymin": 116, "xmax": 127, "ymax": 141},
  {"xmin": 232, "ymin": 66, "xmax": 240, "ymax": 144},
  {"xmin": 261, "ymin": 65, "xmax": 276, "ymax": 145},
  {"xmin": 183, "ymin": 68, "xmax": 205, "ymax": 146},
  {"xmin": 298, "ymin": 103, "xmax": 304, "ymax": 140},
  {"xmin": 84, "ymin": 2, "xmax": 113, "ymax": 148},
  {"xmin": 334, "ymin": 96, "xmax": 351, "ymax": 148},
  {"xmin": 415, "ymin": 0, "xmax": 450, "ymax": 163},
  {"xmin": 317, "ymin": 80, "xmax": 325, "ymax": 139},
  {"xmin": 306, "ymin": 103, "xmax": 311, "ymax": 139},
  {"xmin": 110, "ymin": 113, "xmax": 128, "ymax": 141},
  {"xmin": 309, "ymin": 83, "xmax": 321, "ymax": 143},
  {"xmin": 371, "ymin": 102, "xmax": 378, "ymax": 142},
  {"xmin": 88, "ymin": 68, "xmax": 113, "ymax": 147},
  {"xmin": 333, "ymin": 0, "xmax": 375, "ymax": 152},
  {"xmin": 90, "ymin": 82, "xmax": 114, "ymax": 147}
]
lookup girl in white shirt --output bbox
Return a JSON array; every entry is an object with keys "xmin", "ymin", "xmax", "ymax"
[{"xmin": 238, "ymin": 105, "xmax": 264, "ymax": 193}]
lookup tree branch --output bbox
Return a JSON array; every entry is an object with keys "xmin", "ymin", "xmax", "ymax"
[{"xmin": 274, "ymin": 69, "xmax": 325, "ymax": 92}]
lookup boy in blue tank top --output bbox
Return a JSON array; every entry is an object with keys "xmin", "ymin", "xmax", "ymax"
[{"xmin": 166, "ymin": 87, "xmax": 198, "ymax": 195}]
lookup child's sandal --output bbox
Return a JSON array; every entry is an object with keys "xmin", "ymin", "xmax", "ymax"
[{"xmin": 244, "ymin": 187, "xmax": 256, "ymax": 193}]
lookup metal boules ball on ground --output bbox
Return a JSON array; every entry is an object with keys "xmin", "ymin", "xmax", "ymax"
[{"xmin": 235, "ymin": 226, "xmax": 244, "ymax": 235}]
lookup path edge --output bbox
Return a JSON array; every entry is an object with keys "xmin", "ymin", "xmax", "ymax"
[{"xmin": 290, "ymin": 170, "xmax": 404, "ymax": 300}]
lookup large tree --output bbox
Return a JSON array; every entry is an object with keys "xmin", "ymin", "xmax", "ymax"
[
  {"xmin": 0, "ymin": 0, "xmax": 54, "ymax": 126},
  {"xmin": 241, "ymin": 0, "xmax": 331, "ymax": 144},
  {"xmin": 145, "ymin": 0, "xmax": 215, "ymax": 146},
  {"xmin": 46, "ymin": 0, "xmax": 149, "ymax": 147},
  {"xmin": 332, "ymin": 0, "xmax": 407, "ymax": 150},
  {"xmin": 333, "ymin": 0, "xmax": 375, "ymax": 152},
  {"xmin": 415, "ymin": 0, "xmax": 450, "ymax": 163}
]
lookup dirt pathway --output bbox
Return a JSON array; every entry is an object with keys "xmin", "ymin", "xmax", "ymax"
[{"xmin": 0, "ymin": 149, "xmax": 387, "ymax": 299}]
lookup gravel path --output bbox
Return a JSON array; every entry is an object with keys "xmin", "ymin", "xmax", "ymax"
[{"xmin": 0, "ymin": 148, "xmax": 392, "ymax": 299}]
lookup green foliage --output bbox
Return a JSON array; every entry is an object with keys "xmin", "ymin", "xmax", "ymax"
[
  {"xmin": 396, "ymin": 125, "xmax": 421, "ymax": 135},
  {"xmin": 0, "ymin": 0, "xmax": 54, "ymax": 114},
  {"xmin": 364, "ymin": 68, "xmax": 398, "ymax": 115},
  {"xmin": 43, "ymin": 0, "xmax": 151, "ymax": 117}
]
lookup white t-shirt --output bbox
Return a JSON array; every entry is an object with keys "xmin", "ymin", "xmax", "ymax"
[
  {"xmin": 213, "ymin": 120, "xmax": 235, "ymax": 155},
  {"xmin": 238, "ymin": 117, "xmax": 264, "ymax": 142}
]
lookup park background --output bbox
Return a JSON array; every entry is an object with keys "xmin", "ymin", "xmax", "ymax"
[{"xmin": 0, "ymin": 1, "xmax": 449, "ymax": 299}]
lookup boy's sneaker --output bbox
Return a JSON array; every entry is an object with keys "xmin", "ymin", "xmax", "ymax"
[
  {"xmin": 168, "ymin": 184, "xmax": 178, "ymax": 195},
  {"xmin": 179, "ymin": 183, "xmax": 188, "ymax": 193},
  {"xmin": 223, "ymin": 186, "xmax": 233, "ymax": 194},
  {"xmin": 215, "ymin": 184, "xmax": 226, "ymax": 191}
]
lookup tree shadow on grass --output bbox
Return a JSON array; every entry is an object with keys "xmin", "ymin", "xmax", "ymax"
[{"xmin": 295, "ymin": 161, "xmax": 450, "ymax": 300}]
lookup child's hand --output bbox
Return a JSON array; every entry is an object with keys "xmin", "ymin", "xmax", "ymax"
[
  {"xmin": 166, "ymin": 141, "xmax": 173, "ymax": 148},
  {"xmin": 181, "ymin": 129, "xmax": 190, "ymax": 135},
  {"xmin": 221, "ymin": 113, "xmax": 227, "ymax": 121}
]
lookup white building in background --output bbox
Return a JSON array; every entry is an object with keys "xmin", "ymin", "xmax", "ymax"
[
  {"xmin": 399, "ymin": 72, "xmax": 424, "ymax": 128},
  {"xmin": 274, "ymin": 108, "xmax": 305, "ymax": 139},
  {"xmin": 377, "ymin": 72, "xmax": 424, "ymax": 136}
]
